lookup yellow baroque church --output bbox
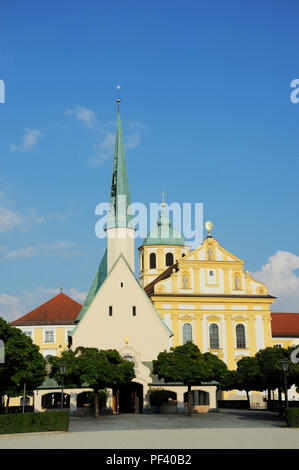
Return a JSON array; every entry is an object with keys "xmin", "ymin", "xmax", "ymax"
[{"xmin": 9, "ymin": 100, "xmax": 299, "ymax": 413}]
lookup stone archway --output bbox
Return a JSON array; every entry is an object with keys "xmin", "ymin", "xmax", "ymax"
[
  {"xmin": 113, "ymin": 382, "xmax": 143, "ymax": 414},
  {"xmin": 41, "ymin": 392, "xmax": 70, "ymax": 409}
]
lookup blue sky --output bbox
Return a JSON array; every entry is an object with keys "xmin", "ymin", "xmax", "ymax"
[{"xmin": 0, "ymin": 0, "xmax": 299, "ymax": 319}]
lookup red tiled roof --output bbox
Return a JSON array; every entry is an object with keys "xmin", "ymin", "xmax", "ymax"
[
  {"xmin": 271, "ymin": 312, "xmax": 299, "ymax": 337},
  {"xmin": 10, "ymin": 292, "xmax": 82, "ymax": 326}
]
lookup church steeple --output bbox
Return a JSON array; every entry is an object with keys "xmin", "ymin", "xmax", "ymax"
[
  {"xmin": 106, "ymin": 90, "xmax": 135, "ymax": 274},
  {"xmin": 107, "ymin": 93, "xmax": 132, "ymax": 229}
]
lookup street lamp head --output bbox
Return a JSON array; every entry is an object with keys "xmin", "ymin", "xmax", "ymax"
[
  {"xmin": 59, "ymin": 361, "xmax": 67, "ymax": 376},
  {"xmin": 279, "ymin": 359, "xmax": 289, "ymax": 372}
]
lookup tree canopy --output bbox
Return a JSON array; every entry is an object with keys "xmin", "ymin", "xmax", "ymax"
[
  {"xmin": 0, "ymin": 317, "xmax": 47, "ymax": 411},
  {"xmin": 50, "ymin": 346, "xmax": 135, "ymax": 417},
  {"xmin": 153, "ymin": 342, "xmax": 227, "ymax": 416}
]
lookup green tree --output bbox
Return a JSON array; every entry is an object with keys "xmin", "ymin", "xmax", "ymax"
[
  {"xmin": 0, "ymin": 317, "xmax": 47, "ymax": 413},
  {"xmin": 221, "ymin": 369, "xmax": 239, "ymax": 394},
  {"xmin": 256, "ymin": 346, "xmax": 297, "ymax": 413},
  {"xmin": 202, "ymin": 352, "xmax": 228, "ymax": 386},
  {"xmin": 50, "ymin": 347, "xmax": 135, "ymax": 418},
  {"xmin": 233, "ymin": 356, "xmax": 265, "ymax": 407},
  {"xmin": 153, "ymin": 342, "xmax": 216, "ymax": 416}
]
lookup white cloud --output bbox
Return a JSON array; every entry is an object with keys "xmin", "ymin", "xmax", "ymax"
[
  {"xmin": 0, "ymin": 294, "xmax": 21, "ymax": 319},
  {"xmin": 125, "ymin": 131, "xmax": 141, "ymax": 150},
  {"xmin": 88, "ymin": 131, "xmax": 115, "ymax": 166},
  {"xmin": 127, "ymin": 120, "xmax": 148, "ymax": 131},
  {"xmin": 4, "ymin": 246, "xmax": 36, "ymax": 260},
  {"xmin": 10, "ymin": 128, "xmax": 45, "ymax": 152},
  {"xmin": 3, "ymin": 241, "xmax": 82, "ymax": 260},
  {"xmin": 66, "ymin": 106, "xmax": 96, "ymax": 128},
  {"xmin": 252, "ymin": 250, "xmax": 299, "ymax": 312},
  {"xmin": 100, "ymin": 131, "xmax": 115, "ymax": 151},
  {"xmin": 68, "ymin": 288, "xmax": 87, "ymax": 303},
  {"xmin": 0, "ymin": 201, "xmax": 67, "ymax": 235},
  {"xmin": 0, "ymin": 206, "xmax": 24, "ymax": 233}
]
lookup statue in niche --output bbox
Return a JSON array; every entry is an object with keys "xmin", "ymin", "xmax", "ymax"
[
  {"xmin": 208, "ymin": 247, "xmax": 213, "ymax": 260},
  {"xmin": 234, "ymin": 275, "xmax": 240, "ymax": 290},
  {"xmin": 183, "ymin": 274, "xmax": 188, "ymax": 289}
]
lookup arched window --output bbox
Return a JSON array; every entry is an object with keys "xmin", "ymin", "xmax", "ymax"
[
  {"xmin": 182, "ymin": 323, "xmax": 192, "ymax": 344},
  {"xmin": 209, "ymin": 270, "xmax": 214, "ymax": 276},
  {"xmin": 236, "ymin": 324, "xmax": 246, "ymax": 349},
  {"xmin": 166, "ymin": 252, "xmax": 174, "ymax": 266},
  {"xmin": 149, "ymin": 253, "xmax": 156, "ymax": 269},
  {"xmin": 209, "ymin": 323, "xmax": 220, "ymax": 349}
]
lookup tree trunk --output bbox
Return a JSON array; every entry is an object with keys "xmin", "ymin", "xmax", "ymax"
[
  {"xmin": 5, "ymin": 396, "xmax": 10, "ymax": 414},
  {"xmin": 94, "ymin": 390, "xmax": 99, "ymax": 419},
  {"xmin": 187, "ymin": 385, "xmax": 192, "ymax": 417},
  {"xmin": 246, "ymin": 390, "xmax": 250, "ymax": 409}
]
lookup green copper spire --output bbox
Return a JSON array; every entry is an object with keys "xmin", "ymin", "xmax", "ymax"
[{"xmin": 107, "ymin": 100, "xmax": 132, "ymax": 229}]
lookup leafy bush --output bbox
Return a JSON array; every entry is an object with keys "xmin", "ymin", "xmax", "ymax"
[
  {"xmin": 0, "ymin": 410, "xmax": 69, "ymax": 434},
  {"xmin": 285, "ymin": 408, "xmax": 299, "ymax": 427}
]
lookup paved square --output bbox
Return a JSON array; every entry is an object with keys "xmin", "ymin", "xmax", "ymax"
[{"xmin": 0, "ymin": 410, "xmax": 298, "ymax": 449}]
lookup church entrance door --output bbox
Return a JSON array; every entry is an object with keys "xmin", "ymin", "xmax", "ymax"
[{"xmin": 113, "ymin": 382, "xmax": 143, "ymax": 413}]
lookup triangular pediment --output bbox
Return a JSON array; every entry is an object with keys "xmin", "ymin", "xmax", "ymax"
[
  {"xmin": 206, "ymin": 314, "xmax": 221, "ymax": 322},
  {"xmin": 232, "ymin": 315, "xmax": 248, "ymax": 321},
  {"xmin": 182, "ymin": 237, "xmax": 244, "ymax": 263},
  {"xmin": 179, "ymin": 314, "xmax": 195, "ymax": 321}
]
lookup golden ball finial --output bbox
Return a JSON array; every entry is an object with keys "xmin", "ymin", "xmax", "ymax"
[
  {"xmin": 116, "ymin": 85, "xmax": 121, "ymax": 105},
  {"xmin": 205, "ymin": 221, "xmax": 213, "ymax": 235}
]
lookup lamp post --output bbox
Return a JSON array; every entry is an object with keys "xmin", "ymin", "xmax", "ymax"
[
  {"xmin": 59, "ymin": 361, "xmax": 67, "ymax": 409},
  {"xmin": 279, "ymin": 359, "xmax": 289, "ymax": 410}
]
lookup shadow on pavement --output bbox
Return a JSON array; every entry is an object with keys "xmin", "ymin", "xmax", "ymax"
[{"xmin": 69, "ymin": 409, "xmax": 286, "ymax": 432}]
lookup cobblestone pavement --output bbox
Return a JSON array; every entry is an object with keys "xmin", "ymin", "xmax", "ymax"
[{"xmin": 0, "ymin": 410, "xmax": 298, "ymax": 449}]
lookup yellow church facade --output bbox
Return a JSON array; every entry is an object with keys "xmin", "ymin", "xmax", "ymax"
[{"xmin": 140, "ymin": 222, "xmax": 276, "ymax": 402}]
